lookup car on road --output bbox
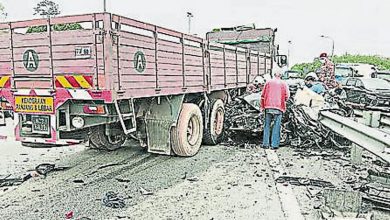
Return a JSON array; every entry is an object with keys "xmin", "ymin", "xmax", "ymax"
[
  {"xmin": 343, "ymin": 77, "xmax": 390, "ymax": 106},
  {"xmin": 374, "ymin": 70, "xmax": 390, "ymax": 82},
  {"xmin": 282, "ymin": 70, "xmax": 302, "ymax": 80},
  {"xmin": 335, "ymin": 65, "xmax": 355, "ymax": 83}
]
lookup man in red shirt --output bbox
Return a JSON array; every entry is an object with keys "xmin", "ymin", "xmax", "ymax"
[{"xmin": 260, "ymin": 69, "xmax": 290, "ymax": 149}]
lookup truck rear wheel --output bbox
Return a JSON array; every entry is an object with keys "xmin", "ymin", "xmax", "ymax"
[
  {"xmin": 171, "ymin": 103, "xmax": 203, "ymax": 157},
  {"xmin": 89, "ymin": 125, "xmax": 126, "ymax": 151},
  {"xmin": 203, "ymin": 99, "xmax": 225, "ymax": 145}
]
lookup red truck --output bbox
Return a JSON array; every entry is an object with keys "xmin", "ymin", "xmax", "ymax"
[{"xmin": 0, "ymin": 13, "xmax": 286, "ymax": 156}]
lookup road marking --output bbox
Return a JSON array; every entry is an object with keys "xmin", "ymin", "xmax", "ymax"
[{"xmin": 265, "ymin": 149, "xmax": 305, "ymax": 220}]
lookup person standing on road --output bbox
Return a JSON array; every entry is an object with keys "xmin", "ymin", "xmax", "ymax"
[{"xmin": 260, "ymin": 69, "xmax": 290, "ymax": 149}]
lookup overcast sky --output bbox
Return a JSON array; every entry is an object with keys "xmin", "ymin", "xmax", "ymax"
[{"xmin": 1, "ymin": 0, "xmax": 389, "ymax": 65}]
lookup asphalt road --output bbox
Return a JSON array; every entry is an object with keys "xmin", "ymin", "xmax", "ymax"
[{"xmin": 0, "ymin": 119, "xmax": 389, "ymax": 220}]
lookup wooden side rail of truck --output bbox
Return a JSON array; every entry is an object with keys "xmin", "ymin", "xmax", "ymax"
[{"xmin": 0, "ymin": 13, "xmax": 286, "ymax": 156}]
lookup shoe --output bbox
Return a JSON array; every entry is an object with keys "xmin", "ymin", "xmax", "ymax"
[
  {"xmin": 271, "ymin": 147, "xmax": 279, "ymax": 150},
  {"xmin": 261, "ymin": 145, "xmax": 270, "ymax": 149}
]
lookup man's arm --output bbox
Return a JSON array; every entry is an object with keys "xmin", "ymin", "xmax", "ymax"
[
  {"xmin": 284, "ymin": 82, "xmax": 290, "ymax": 101},
  {"xmin": 260, "ymin": 83, "xmax": 268, "ymax": 110}
]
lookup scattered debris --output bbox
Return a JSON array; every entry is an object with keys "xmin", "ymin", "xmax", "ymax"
[
  {"xmin": 72, "ymin": 179, "xmax": 84, "ymax": 184},
  {"xmin": 115, "ymin": 178, "xmax": 131, "ymax": 183},
  {"xmin": 65, "ymin": 211, "xmax": 74, "ymax": 219},
  {"xmin": 360, "ymin": 170, "xmax": 390, "ymax": 211},
  {"xmin": 98, "ymin": 163, "xmax": 122, "ymax": 170},
  {"xmin": 316, "ymin": 189, "xmax": 372, "ymax": 220},
  {"xmin": 102, "ymin": 191, "xmax": 126, "ymax": 209},
  {"xmin": 139, "ymin": 187, "xmax": 153, "ymax": 196},
  {"xmin": 0, "ymin": 173, "xmax": 33, "ymax": 187},
  {"xmin": 275, "ymin": 176, "xmax": 335, "ymax": 188},
  {"xmin": 186, "ymin": 176, "xmax": 199, "ymax": 182},
  {"xmin": 35, "ymin": 163, "xmax": 70, "ymax": 176}
]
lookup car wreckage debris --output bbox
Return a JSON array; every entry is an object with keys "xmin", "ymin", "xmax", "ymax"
[
  {"xmin": 0, "ymin": 163, "xmax": 70, "ymax": 188},
  {"xmin": 360, "ymin": 170, "xmax": 390, "ymax": 211},
  {"xmin": 275, "ymin": 176, "xmax": 335, "ymax": 188},
  {"xmin": 102, "ymin": 191, "xmax": 126, "ymax": 209},
  {"xmin": 223, "ymin": 91, "xmax": 350, "ymax": 149}
]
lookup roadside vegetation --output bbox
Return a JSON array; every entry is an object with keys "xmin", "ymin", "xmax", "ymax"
[{"xmin": 291, "ymin": 54, "xmax": 390, "ymax": 76}]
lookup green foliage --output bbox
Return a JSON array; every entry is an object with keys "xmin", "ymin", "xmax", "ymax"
[
  {"xmin": 0, "ymin": 2, "xmax": 7, "ymax": 19},
  {"xmin": 26, "ymin": 23, "xmax": 83, "ymax": 33},
  {"xmin": 291, "ymin": 54, "xmax": 390, "ymax": 76},
  {"xmin": 332, "ymin": 54, "xmax": 390, "ymax": 70},
  {"xmin": 34, "ymin": 0, "xmax": 60, "ymax": 18},
  {"xmin": 291, "ymin": 60, "xmax": 322, "ymax": 77}
]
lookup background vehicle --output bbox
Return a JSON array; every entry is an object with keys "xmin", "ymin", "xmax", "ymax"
[
  {"xmin": 282, "ymin": 70, "xmax": 302, "ymax": 80},
  {"xmin": 343, "ymin": 77, "xmax": 390, "ymax": 106},
  {"xmin": 373, "ymin": 70, "xmax": 390, "ymax": 82},
  {"xmin": 0, "ymin": 13, "xmax": 286, "ymax": 156},
  {"xmin": 337, "ymin": 63, "xmax": 377, "ymax": 78},
  {"xmin": 334, "ymin": 64, "xmax": 355, "ymax": 83}
]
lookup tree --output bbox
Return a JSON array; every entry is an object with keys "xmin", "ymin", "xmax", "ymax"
[
  {"xmin": 33, "ymin": 0, "xmax": 61, "ymax": 18},
  {"xmin": 0, "ymin": 3, "xmax": 7, "ymax": 20},
  {"xmin": 291, "ymin": 54, "xmax": 390, "ymax": 76}
]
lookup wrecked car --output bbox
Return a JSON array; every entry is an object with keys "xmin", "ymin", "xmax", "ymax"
[{"xmin": 344, "ymin": 77, "xmax": 390, "ymax": 106}]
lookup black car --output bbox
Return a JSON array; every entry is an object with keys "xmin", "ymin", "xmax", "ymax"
[{"xmin": 344, "ymin": 78, "xmax": 390, "ymax": 106}]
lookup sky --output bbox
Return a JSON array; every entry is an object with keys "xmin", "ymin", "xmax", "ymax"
[{"xmin": 1, "ymin": 0, "xmax": 389, "ymax": 65}]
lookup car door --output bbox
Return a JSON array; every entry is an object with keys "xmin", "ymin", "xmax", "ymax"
[
  {"xmin": 354, "ymin": 79, "xmax": 366, "ymax": 103},
  {"xmin": 344, "ymin": 78, "xmax": 357, "ymax": 102}
]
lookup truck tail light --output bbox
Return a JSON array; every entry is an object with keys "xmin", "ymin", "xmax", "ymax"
[{"xmin": 83, "ymin": 105, "xmax": 105, "ymax": 114}]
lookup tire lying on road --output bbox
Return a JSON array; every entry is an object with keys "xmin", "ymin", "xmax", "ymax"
[
  {"xmin": 171, "ymin": 103, "xmax": 203, "ymax": 157},
  {"xmin": 203, "ymin": 99, "xmax": 225, "ymax": 145}
]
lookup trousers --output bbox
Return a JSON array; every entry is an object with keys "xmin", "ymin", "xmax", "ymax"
[{"xmin": 262, "ymin": 109, "xmax": 283, "ymax": 148}]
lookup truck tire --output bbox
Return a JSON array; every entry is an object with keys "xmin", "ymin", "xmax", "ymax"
[
  {"xmin": 89, "ymin": 125, "xmax": 126, "ymax": 151},
  {"xmin": 171, "ymin": 103, "xmax": 203, "ymax": 157},
  {"xmin": 203, "ymin": 99, "xmax": 225, "ymax": 145}
]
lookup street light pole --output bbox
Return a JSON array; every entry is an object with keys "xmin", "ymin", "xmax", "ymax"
[
  {"xmin": 103, "ymin": 0, "xmax": 107, "ymax": 12},
  {"xmin": 287, "ymin": 40, "xmax": 292, "ymax": 69},
  {"xmin": 187, "ymin": 12, "xmax": 193, "ymax": 34},
  {"xmin": 320, "ymin": 35, "xmax": 335, "ymax": 57}
]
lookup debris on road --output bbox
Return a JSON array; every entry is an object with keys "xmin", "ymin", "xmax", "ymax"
[
  {"xmin": 186, "ymin": 176, "xmax": 200, "ymax": 182},
  {"xmin": 65, "ymin": 211, "xmax": 74, "ymax": 219},
  {"xmin": 102, "ymin": 191, "xmax": 126, "ymax": 209},
  {"xmin": 0, "ymin": 173, "xmax": 33, "ymax": 187},
  {"xmin": 139, "ymin": 187, "xmax": 153, "ymax": 196},
  {"xmin": 361, "ymin": 170, "xmax": 390, "ymax": 211},
  {"xmin": 275, "ymin": 176, "xmax": 335, "ymax": 188}
]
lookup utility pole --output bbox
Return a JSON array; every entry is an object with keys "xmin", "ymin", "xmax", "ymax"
[
  {"xmin": 287, "ymin": 40, "xmax": 292, "ymax": 69},
  {"xmin": 187, "ymin": 12, "xmax": 193, "ymax": 34},
  {"xmin": 320, "ymin": 35, "xmax": 335, "ymax": 58}
]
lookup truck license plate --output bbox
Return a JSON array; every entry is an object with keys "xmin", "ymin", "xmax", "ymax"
[{"xmin": 32, "ymin": 115, "xmax": 50, "ymax": 134}]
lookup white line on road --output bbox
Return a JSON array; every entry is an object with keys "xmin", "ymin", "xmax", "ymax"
[{"xmin": 265, "ymin": 149, "xmax": 305, "ymax": 220}]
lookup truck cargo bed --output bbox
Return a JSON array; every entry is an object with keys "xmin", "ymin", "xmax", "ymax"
[{"xmin": 0, "ymin": 13, "xmax": 272, "ymax": 102}]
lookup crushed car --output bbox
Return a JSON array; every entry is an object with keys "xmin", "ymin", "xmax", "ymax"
[{"xmin": 344, "ymin": 77, "xmax": 390, "ymax": 106}]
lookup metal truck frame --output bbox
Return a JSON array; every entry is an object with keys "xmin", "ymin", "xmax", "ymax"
[{"xmin": 0, "ymin": 13, "xmax": 284, "ymax": 156}]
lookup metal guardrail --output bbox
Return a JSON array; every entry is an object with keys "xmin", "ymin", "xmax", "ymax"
[
  {"xmin": 318, "ymin": 111, "xmax": 390, "ymax": 163},
  {"xmin": 353, "ymin": 109, "xmax": 390, "ymax": 134}
]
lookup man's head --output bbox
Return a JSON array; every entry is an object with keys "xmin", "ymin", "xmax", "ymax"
[
  {"xmin": 305, "ymin": 76, "xmax": 315, "ymax": 88},
  {"xmin": 273, "ymin": 67, "xmax": 283, "ymax": 78}
]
